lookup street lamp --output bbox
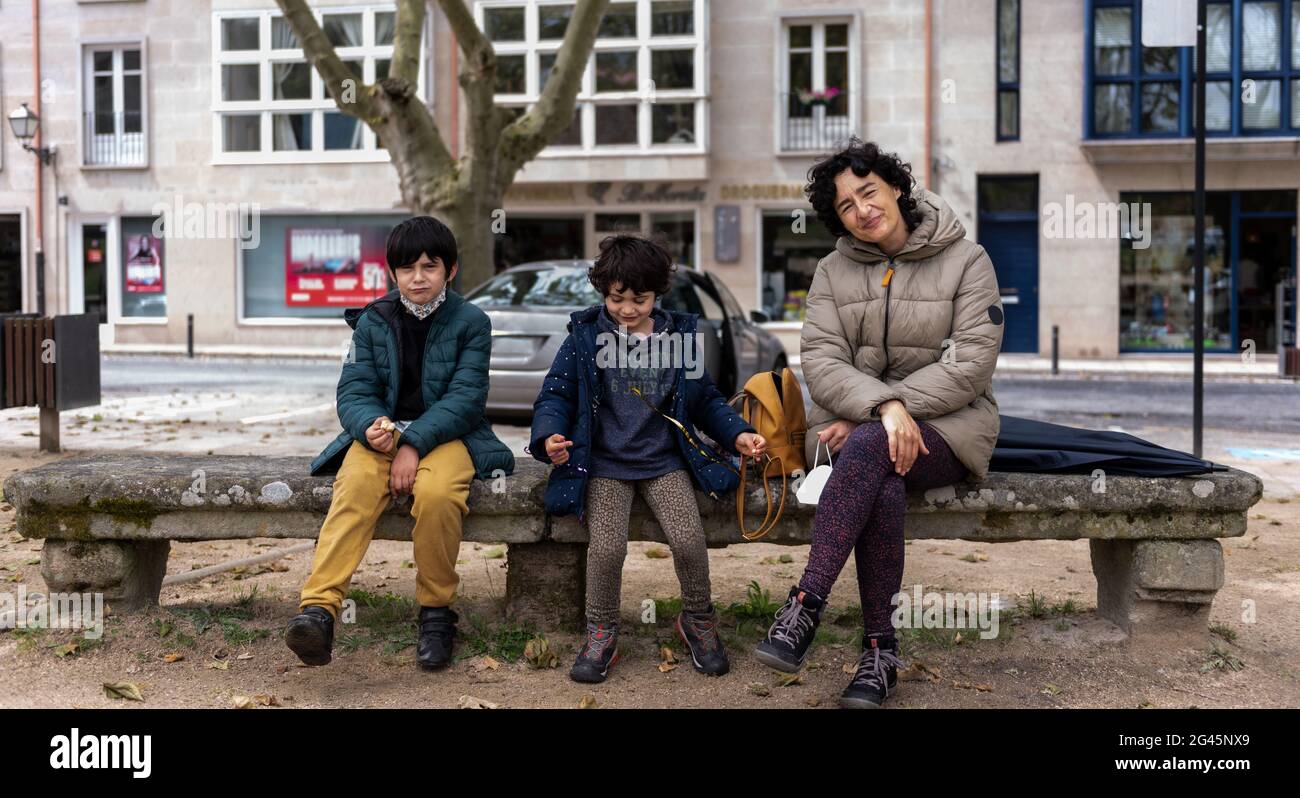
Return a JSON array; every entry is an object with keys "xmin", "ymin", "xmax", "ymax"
[{"xmin": 8, "ymin": 102, "xmax": 55, "ymax": 165}]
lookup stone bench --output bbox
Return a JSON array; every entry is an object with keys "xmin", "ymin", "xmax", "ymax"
[{"xmin": 2, "ymin": 454, "xmax": 1263, "ymax": 652}]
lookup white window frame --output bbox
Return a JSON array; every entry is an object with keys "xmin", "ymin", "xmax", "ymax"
[
  {"xmin": 79, "ymin": 39, "xmax": 150, "ymax": 169},
  {"xmin": 774, "ymin": 12, "xmax": 860, "ymax": 154},
  {"xmin": 212, "ymin": 5, "xmax": 429, "ymax": 165},
  {"xmin": 475, "ymin": 0, "xmax": 709, "ymax": 156}
]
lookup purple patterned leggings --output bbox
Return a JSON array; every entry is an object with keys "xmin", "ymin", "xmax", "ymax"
[{"xmin": 799, "ymin": 421, "xmax": 968, "ymax": 638}]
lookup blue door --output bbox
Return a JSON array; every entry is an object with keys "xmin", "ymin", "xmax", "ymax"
[{"xmin": 978, "ymin": 176, "xmax": 1040, "ymax": 353}]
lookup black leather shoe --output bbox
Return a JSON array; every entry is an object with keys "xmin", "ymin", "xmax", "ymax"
[
  {"xmin": 416, "ymin": 606, "xmax": 458, "ymax": 670},
  {"xmin": 285, "ymin": 606, "xmax": 335, "ymax": 666}
]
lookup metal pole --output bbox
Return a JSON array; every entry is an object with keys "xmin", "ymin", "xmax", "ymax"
[
  {"xmin": 1051, "ymin": 325, "xmax": 1059, "ymax": 375},
  {"xmin": 1192, "ymin": 0, "xmax": 1207, "ymax": 458},
  {"xmin": 38, "ymin": 406, "xmax": 59, "ymax": 453},
  {"xmin": 187, "ymin": 313, "xmax": 194, "ymax": 358}
]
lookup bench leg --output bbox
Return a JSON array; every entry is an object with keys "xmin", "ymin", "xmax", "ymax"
[
  {"xmin": 40, "ymin": 540, "xmax": 171, "ymax": 613},
  {"xmin": 1090, "ymin": 539, "xmax": 1224, "ymax": 652},
  {"xmin": 505, "ymin": 542, "xmax": 586, "ymax": 631}
]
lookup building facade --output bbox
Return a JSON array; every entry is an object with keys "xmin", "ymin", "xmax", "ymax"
[{"xmin": 0, "ymin": 0, "xmax": 1296, "ymax": 359}]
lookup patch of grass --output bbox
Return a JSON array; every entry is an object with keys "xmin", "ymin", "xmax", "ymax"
[
  {"xmin": 12, "ymin": 626, "xmax": 46, "ymax": 653},
  {"xmin": 652, "ymin": 597, "xmax": 683, "ymax": 626},
  {"xmin": 344, "ymin": 589, "xmax": 418, "ymax": 656},
  {"xmin": 458, "ymin": 613, "xmax": 538, "ymax": 662},
  {"xmin": 1022, "ymin": 590, "xmax": 1050, "ymax": 619},
  {"xmin": 1210, "ymin": 624, "xmax": 1238, "ymax": 644},
  {"xmin": 1201, "ymin": 644, "xmax": 1245, "ymax": 673},
  {"xmin": 1051, "ymin": 598, "xmax": 1080, "ymax": 616},
  {"xmin": 168, "ymin": 591, "xmax": 268, "ymax": 646}
]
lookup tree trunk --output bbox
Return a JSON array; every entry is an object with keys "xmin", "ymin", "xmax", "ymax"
[{"xmin": 444, "ymin": 191, "xmax": 504, "ymax": 294}]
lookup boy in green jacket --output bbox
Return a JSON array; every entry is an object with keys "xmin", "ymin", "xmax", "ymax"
[{"xmin": 286, "ymin": 216, "xmax": 513, "ymax": 671}]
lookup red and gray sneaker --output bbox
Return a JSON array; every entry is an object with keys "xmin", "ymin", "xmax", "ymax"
[
  {"xmin": 676, "ymin": 605, "xmax": 730, "ymax": 676},
  {"xmin": 753, "ymin": 586, "xmax": 826, "ymax": 673},
  {"xmin": 840, "ymin": 635, "xmax": 902, "ymax": 709},
  {"xmin": 569, "ymin": 621, "xmax": 620, "ymax": 684}
]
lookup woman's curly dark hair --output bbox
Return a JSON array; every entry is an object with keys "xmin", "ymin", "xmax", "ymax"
[
  {"xmin": 587, "ymin": 233, "xmax": 676, "ymax": 297},
  {"xmin": 805, "ymin": 138, "xmax": 920, "ymax": 238}
]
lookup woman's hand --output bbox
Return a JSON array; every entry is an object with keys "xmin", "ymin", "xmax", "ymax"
[
  {"xmin": 817, "ymin": 419, "xmax": 859, "ymax": 455},
  {"xmin": 390, "ymin": 444, "xmax": 419, "ymax": 496},
  {"xmin": 878, "ymin": 399, "xmax": 929, "ymax": 475}
]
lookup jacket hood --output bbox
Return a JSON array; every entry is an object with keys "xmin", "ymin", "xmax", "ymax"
[
  {"xmin": 345, "ymin": 288, "xmax": 463, "ymax": 329},
  {"xmin": 834, "ymin": 187, "xmax": 967, "ymax": 265}
]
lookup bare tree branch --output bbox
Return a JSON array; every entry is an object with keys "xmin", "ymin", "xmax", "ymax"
[
  {"xmin": 275, "ymin": 0, "xmax": 455, "ymax": 187},
  {"xmin": 498, "ymin": 0, "xmax": 609, "ymax": 187},
  {"xmin": 389, "ymin": 0, "xmax": 425, "ymax": 86}
]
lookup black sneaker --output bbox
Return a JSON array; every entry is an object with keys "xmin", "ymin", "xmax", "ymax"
[
  {"xmin": 569, "ymin": 621, "xmax": 619, "ymax": 684},
  {"xmin": 676, "ymin": 605, "xmax": 730, "ymax": 676},
  {"xmin": 285, "ymin": 605, "xmax": 335, "ymax": 666},
  {"xmin": 840, "ymin": 635, "xmax": 902, "ymax": 709},
  {"xmin": 416, "ymin": 606, "xmax": 458, "ymax": 670},
  {"xmin": 753, "ymin": 586, "xmax": 826, "ymax": 673}
]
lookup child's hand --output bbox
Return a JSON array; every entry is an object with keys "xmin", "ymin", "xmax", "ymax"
[
  {"xmin": 366, "ymin": 417, "xmax": 396, "ymax": 453},
  {"xmin": 735, "ymin": 432, "xmax": 767, "ymax": 458},
  {"xmin": 390, "ymin": 444, "xmax": 419, "ymax": 496},
  {"xmin": 545, "ymin": 433, "xmax": 573, "ymax": 465}
]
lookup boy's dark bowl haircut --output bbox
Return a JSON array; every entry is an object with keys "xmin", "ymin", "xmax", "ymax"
[
  {"xmin": 386, "ymin": 215, "xmax": 459, "ymax": 274},
  {"xmin": 587, "ymin": 234, "xmax": 675, "ymax": 297}
]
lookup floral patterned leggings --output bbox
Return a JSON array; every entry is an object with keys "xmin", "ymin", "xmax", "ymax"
[{"xmin": 799, "ymin": 421, "xmax": 969, "ymax": 639}]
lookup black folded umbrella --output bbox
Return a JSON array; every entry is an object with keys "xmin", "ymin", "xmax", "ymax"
[{"xmin": 989, "ymin": 415, "xmax": 1226, "ymax": 477}]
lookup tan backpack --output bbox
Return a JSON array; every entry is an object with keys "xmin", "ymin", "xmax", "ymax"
[{"xmin": 729, "ymin": 368, "xmax": 808, "ymax": 540}]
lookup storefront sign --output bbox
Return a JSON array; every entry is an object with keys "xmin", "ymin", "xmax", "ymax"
[
  {"xmin": 124, "ymin": 234, "xmax": 164, "ymax": 293},
  {"xmin": 586, "ymin": 182, "xmax": 707, "ymax": 205},
  {"xmin": 719, "ymin": 183, "xmax": 806, "ymax": 201},
  {"xmin": 284, "ymin": 226, "xmax": 390, "ymax": 307}
]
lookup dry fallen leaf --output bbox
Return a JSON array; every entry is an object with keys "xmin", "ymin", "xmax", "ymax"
[
  {"xmin": 776, "ymin": 673, "xmax": 803, "ymax": 687},
  {"xmin": 644, "ymin": 547, "xmax": 670, "ymax": 559},
  {"xmin": 207, "ymin": 661, "xmax": 230, "ymax": 671},
  {"xmin": 231, "ymin": 695, "xmax": 255, "ymax": 709},
  {"xmin": 524, "ymin": 636, "xmax": 559, "ymax": 669},
  {"xmin": 470, "ymin": 655, "xmax": 500, "ymax": 672},
  {"xmin": 457, "ymin": 694, "xmax": 499, "ymax": 709},
  {"xmin": 842, "ymin": 662, "xmax": 856, "ymax": 675},
  {"xmin": 253, "ymin": 694, "xmax": 281, "ymax": 707},
  {"xmin": 162, "ymin": 652, "xmax": 184, "ymax": 664},
  {"xmin": 952, "ymin": 681, "xmax": 994, "ymax": 692},
  {"xmin": 103, "ymin": 682, "xmax": 144, "ymax": 702},
  {"xmin": 53, "ymin": 642, "xmax": 79, "ymax": 658},
  {"xmin": 747, "ymin": 682, "xmax": 771, "ymax": 697},
  {"xmin": 659, "ymin": 646, "xmax": 677, "ymax": 665},
  {"xmin": 236, "ymin": 652, "xmax": 254, "ymax": 660},
  {"xmin": 578, "ymin": 694, "xmax": 598, "ymax": 709},
  {"xmin": 1042, "ymin": 683, "xmax": 1063, "ymax": 696}
]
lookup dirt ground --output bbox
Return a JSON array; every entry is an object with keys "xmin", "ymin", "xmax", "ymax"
[{"xmin": 1, "ymin": 448, "xmax": 1297, "ymax": 709}]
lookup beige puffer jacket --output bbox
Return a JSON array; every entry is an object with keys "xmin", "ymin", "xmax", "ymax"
[{"xmin": 801, "ymin": 188, "xmax": 1003, "ymax": 480}]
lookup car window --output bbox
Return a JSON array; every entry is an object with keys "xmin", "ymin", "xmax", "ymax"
[
  {"xmin": 660, "ymin": 277, "xmax": 704, "ymax": 317},
  {"xmin": 709, "ymin": 274, "xmax": 745, "ymax": 320},
  {"xmin": 466, "ymin": 268, "xmax": 601, "ymax": 308},
  {"xmin": 690, "ymin": 274, "xmax": 726, "ymax": 321}
]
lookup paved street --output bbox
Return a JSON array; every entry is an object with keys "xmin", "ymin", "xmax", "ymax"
[{"xmin": 2, "ymin": 355, "xmax": 1299, "ymax": 496}]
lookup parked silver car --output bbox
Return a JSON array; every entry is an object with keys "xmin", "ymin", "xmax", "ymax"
[{"xmin": 464, "ymin": 260, "xmax": 789, "ymax": 419}]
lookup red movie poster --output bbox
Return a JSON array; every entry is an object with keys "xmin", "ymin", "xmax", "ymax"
[{"xmin": 285, "ymin": 226, "xmax": 391, "ymax": 306}]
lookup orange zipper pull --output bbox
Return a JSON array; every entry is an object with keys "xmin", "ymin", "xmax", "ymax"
[{"xmin": 881, "ymin": 266, "xmax": 895, "ymax": 287}]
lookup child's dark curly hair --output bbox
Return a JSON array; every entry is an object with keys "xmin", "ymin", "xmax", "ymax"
[
  {"xmin": 805, "ymin": 138, "xmax": 920, "ymax": 238},
  {"xmin": 587, "ymin": 234, "xmax": 676, "ymax": 297}
]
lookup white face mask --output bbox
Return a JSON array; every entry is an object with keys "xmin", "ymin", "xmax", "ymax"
[{"xmin": 796, "ymin": 437, "xmax": 835, "ymax": 505}]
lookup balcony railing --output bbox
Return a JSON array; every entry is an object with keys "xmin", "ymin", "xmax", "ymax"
[
  {"xmin": 779, "ymin": 93, "xmax": 853, "ymax": 152},
  {"xmin": 83, "ymin": 111, "xmax": 146, "ymax": 166}
]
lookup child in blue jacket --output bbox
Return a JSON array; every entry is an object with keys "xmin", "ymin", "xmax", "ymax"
[{"xmin": 529, "ymin": 234, "xmax": 766, "ymax": 683}]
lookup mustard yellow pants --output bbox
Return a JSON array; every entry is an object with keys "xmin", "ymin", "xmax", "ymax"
[{"xmin": 299, "ymin": 434, "xmax": 475, "ymax": 619}]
